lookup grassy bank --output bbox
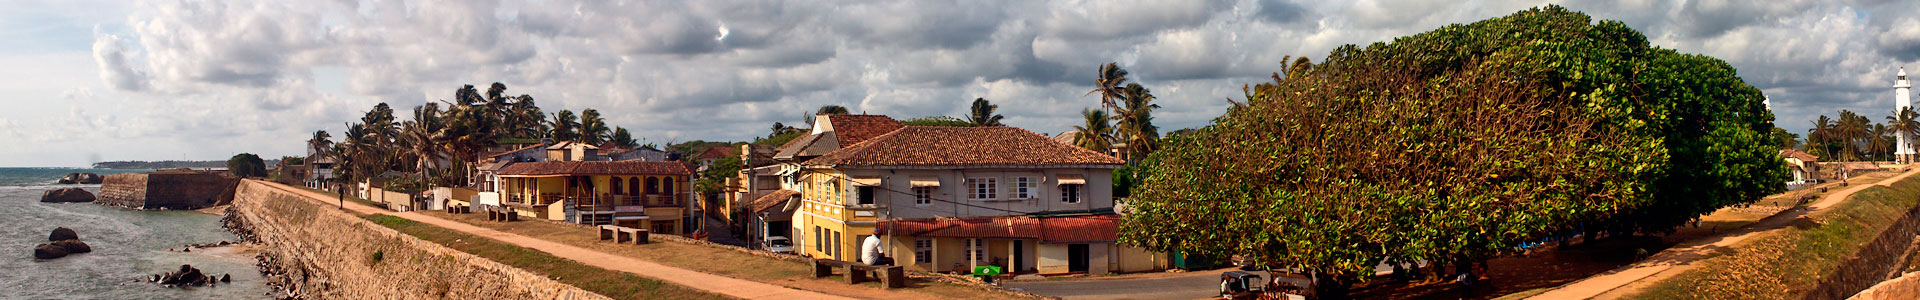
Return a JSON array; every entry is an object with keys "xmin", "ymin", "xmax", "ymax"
[
  {"xmin": 1632, "ymin": 175, "xmax": 1920, "ymax": 299},
  {"xmin": 363, "ymin": 214, "xmax": 729, "ymax": 300},
  {"xmin": 414, "ymin": 210, "xmax": 1034, "ymax": 300}
]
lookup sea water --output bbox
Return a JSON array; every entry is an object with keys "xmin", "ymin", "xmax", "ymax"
[{"xmin": 0, "ymin": 168, "xmax": 272, "ymax": 299}]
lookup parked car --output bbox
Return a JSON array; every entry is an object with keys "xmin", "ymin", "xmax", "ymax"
[{"xmin": 764, "ymin": 236, "xmax": 794, "ymax": 253}]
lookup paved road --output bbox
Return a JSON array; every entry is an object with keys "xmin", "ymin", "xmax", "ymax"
[
  {"xmin": 253, "ymin": 180, "xmax": 854, "ymax": 300},
  {"xmin": 1005, "ymin": 270, "xmax": 1229, "ymax": 300}
]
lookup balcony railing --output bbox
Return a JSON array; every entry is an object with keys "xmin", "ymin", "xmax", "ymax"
[{"xmin": 564, "ymin": 194, "xmax": 688, "ymax": 208}]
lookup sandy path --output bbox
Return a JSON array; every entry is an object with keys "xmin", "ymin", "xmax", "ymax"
[
  {"xmin": 1528, "ymin": 167, "xmax": 1920, "ymax": 300},
  {"xmin": 253, "ymin": 181, "xmax": 854, "ymax": 300}
]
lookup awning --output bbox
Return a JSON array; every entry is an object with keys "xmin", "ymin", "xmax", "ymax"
[
  {"xmin": 875, "ymin": 214, "xmax": 1123, "ymax": 243},
  {"xmin": 1057, "ymin": 174, "xmax": 1086, "ymax": 185},
  {"xmin": 910, "ymin": 177, "xmax": 941, "ymax": 187},
  {"xmin": 850, "ymin": 177, "xmax": 882, "ymax": 186}
]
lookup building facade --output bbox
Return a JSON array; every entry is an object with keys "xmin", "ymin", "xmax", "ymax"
[{"xmin": 493, "ymin": 161, "xmax": 694, "ymax": 235}]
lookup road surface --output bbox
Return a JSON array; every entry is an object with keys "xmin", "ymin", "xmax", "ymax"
[{"xmin": 1005, "ymin": 270, "xmax": 1230, "ymax": 300}]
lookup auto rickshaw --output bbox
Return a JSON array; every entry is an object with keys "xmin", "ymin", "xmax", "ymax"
[{"xmin": 1220, "ymin": 270, "xmax": 1314, "ymax": 300}]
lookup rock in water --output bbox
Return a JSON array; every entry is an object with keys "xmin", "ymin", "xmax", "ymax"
[
  {"xmin": 40, "ymin": 188, "xmax": 95, "ymax": 203},
  {"xmin": 220, "ymin": 274, "xmax": 230, "ymax": 282},
  {"xmin": 49, "ymin": 227, "xmax": 78, "ymax": 241},
  {"xmin": 51, "ymin": 240, "xmax": 91, "ymax": 253},
  {"xmin": 33, "ymin": 243, "xmax": 68, "ymax": 259},
  {"xmin": 157, "ymin": 264, "xmax": 212, "ymax": 286},
  {"xmin": 78, "ymin": 173, "xmax": 102, "ymax": 184}
]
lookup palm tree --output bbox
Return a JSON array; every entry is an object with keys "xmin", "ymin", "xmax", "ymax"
[
  {"xmin": 1811, "ymin": 115, "xmax": 1836, "ymax": 159},
  {"xmin": 510, "ymin": 95, "xmax": 546, "ymax": 139},
  {"xmin": 579, "ymin": 109, "xmax": 611, "ymax": 145},
  {"xmin": 327, "ymin": 142, "xmax": 353, "ymax": 209},
  {"xmin": 610, "ymin": 127, "xmax": 638, "ymax": 148},
  {"xmin": 1085, "ymin": 63, "xmax": 1130, "ymax": 114},
  {"xmin": 1072, "ymin": 109, "xmax": 1113, "ymax": 153},
  {"xmin": 1890, "ymin": 107, "xmax": 1920, "ymax": 162},
  {"xmin": 549, "ymin": 110, "xmax": 579, "ymax": 142},
  {"xmin": 968, "ymin": 98, "xmax": 1005, "ymax": 126},
  {"xmin": 401, "ymin": 103, "xmax": 447, "ymax": 177},
  {"xmin": 1112, "ymin": 83, "xmax": 1160, "ymax": 156},
  {"xmin": 307, "ymin": 130, "xmax": 332, "ymax": 158}
]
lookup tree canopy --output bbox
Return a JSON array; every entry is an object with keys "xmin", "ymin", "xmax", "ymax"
[
  {"xmin": 1119, "ymin": 5, "xmax": 1784, "ymax": 289},
  {"xmin": 227, "ymin": 153, "xmax": 268, "ymax": 178}
]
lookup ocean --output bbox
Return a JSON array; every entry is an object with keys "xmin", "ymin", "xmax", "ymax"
[{"xmin": 0, "ymin": 168, "xmax": 272, "ymax": 299}]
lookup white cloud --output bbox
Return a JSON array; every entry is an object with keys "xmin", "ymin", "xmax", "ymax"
[{"xmin": 0, "ymin": 0, "xmax": 1901, "ymax": 167}]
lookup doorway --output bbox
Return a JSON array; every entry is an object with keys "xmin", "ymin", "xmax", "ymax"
[
  {"xmin": 1068, "ymin": 243, "xmax": 1089, "ymax": 273},
  {"xmin": 1012, "ymin": 240, "xmax": 1026, "ymax": 272}
]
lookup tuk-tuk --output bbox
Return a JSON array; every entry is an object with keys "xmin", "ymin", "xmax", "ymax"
[
  {"xmin": 1220, "ymin": 270, "xmax": 1313, "ymax": 300},
  {"xmin": 1220, "ymin": 271, "xmax": 1264, "ymax": 299}
]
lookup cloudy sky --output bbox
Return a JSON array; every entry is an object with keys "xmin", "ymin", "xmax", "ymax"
[{"xmin": 2, "ymin": 0, "xmax": 1918, "ymax": 167}]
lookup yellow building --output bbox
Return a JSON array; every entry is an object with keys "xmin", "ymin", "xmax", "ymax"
[{"xmin": 495, "ymin": 160, "xmax": 694, "ymax": 235}]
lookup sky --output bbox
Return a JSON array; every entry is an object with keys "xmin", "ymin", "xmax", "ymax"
[{"xmin": 2, "ymin": 0, "xmax": 1919, "ymax": 167}]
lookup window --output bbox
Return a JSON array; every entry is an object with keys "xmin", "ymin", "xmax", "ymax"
[
  {"xmin": 832, "ymin": 231, "xmax": 843, "ymax": 259},
  {"xmin": 610, "ymin": 177, "xmax": 623, "ymax": 195},
  {"xmin": 967, "ymin": 238, "xmax": 987, "ymax": 262},
  {"xmin": 856, "ymin": 186, "xmax": 876, "ymax": 205},
  {"xmin": 915, "ymin": 239, "xmax": 933, "ymax": 264},
  {"xmin": 664, "ymin": 177, "xmax": 676, "ymax": 195},
  {"xmin": 814, "ymin": 226, "xmax": 824, "ymax": 253},
  {"xmin": 1013, "ymin": 177, "xmax": 1033, "ymax": 199},
  {"xmin": 913, "ymin": 187, "xmax": 934, "ymax": 205},
  {"xmin": 1061, "ymin": 184, "xmax": 1082, "ymax": 204},
  {"xmin": 646, "ymin": 177, "xmax": 660, "ymax": 195},
  {"xmin": 829, "ymin": 180, "xmax": 841, "ymax": 204},
  {"xmin": 966, "ymin": 177, "xmax": 997, "ymax": 200},
  {"xmin": 628, "ymin": 177, "xmax": 640, "ymax": 196}
]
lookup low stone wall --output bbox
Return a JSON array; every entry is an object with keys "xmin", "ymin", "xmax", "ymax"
[
  {"xmin": 226, "ymin": 180, "xmax": 607, "ymax": 299},
  {"xmin": 1809, "ymin": 185, "xmax": 1920, "ymax": 299},
  {"xmin": 98, "ymin": 170, "xmax": 239, "ymax": 210},
  {"xmin": 1853, "ymin": 271, "xmax": 1920, "ymax": 300}
]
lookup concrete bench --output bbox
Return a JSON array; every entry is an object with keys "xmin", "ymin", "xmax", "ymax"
[
  {"xmin": 485, "ymin": 208, "xmax": 519, "ymax": 222},
  {"xmin": 811, "ymin": 259, "xmax": 906, "ymax": 288},
  {"xmin": 596, "ymin": 225, "xmax": 649, "ymax": 244}
]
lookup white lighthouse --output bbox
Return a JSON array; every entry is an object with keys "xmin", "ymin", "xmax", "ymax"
[{"xmin": 1899, "ymin": 68, "xmax": 1914, "ymax": 163}]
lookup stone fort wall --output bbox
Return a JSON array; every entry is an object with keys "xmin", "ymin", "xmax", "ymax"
[{"xmin": 98, "ymin": 171, "xmax": 239, "ymax": 210}]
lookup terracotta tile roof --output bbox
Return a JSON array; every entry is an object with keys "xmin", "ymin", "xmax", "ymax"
[
  {"xmin": 497, "ymin": 160, "xmax": 692, "ymax": 176},
  {"xmin": 827, "ymin": 115, "xmax": 905, "ymax": 146},
  {"xmin": 697, "ymin": 146, "xmax": 736, "ymax": 159},
  {"xmin": 802, "ymin": 126, "xmax": 1125, "ymax": 167},
  {"xmin": 1780, "ymin": 149, "xmax": 1818, "ymax": 162},
  {"xmin": 875, "ymin": 214, "xmax": 1123, "ymax": 242},
  {"xmin": 748, "ymin": 189, "xmax": 799, "ymax": 213}
]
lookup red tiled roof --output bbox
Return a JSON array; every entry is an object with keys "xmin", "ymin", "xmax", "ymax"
[
  {"xmin": 828, "ymin": 115, "xmax": 905, "ymax": 147},
  {"xmin": 698, "ymin": 146, "xmax": 736, "ymax": 159},
  {"xmin": 875, "ymin": 214, "xmax": 1123, "ymax": 243},
  {"xmin": 1780, "ymin": 149, "xmax": 1818, "ymax": 162},
  {"xmin": 497, "ymin": 160, "xmax": 692, "ymax": 176},
  {"xmin": 803, "ymin": 126, "xmax": 1125, "ymax": 167},
  {"xmin": 748, "ymin": 189, "xmax": 799, "ymax": 213}
]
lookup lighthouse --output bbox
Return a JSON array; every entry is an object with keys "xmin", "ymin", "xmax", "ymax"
[{"xmin": 1899, "ymin": 68, "xmax": 1914, "ymax": 163}]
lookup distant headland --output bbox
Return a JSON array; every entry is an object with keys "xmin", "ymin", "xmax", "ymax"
[{"xmin": 93, "ymin": 160, "xmax": 279, "ymax": 169}]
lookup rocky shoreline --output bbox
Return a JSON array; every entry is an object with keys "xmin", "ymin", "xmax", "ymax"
[{"xmin": 220, "ymin": 206, "xmax": 301, "ymax": 299}]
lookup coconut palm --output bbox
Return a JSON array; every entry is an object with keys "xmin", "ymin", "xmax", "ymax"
[
  {"xmin": 1072, "ymin": 109, "xmax": 1113, "ymax": 153},
  {"xmin": 1085, "ymin": 63, "xmax": 1130, "ymax": 113},
  {"xmin": 509, "ymin": 95, "xmax": 546, "ymax": 139},
  {"xmin": 1891, "ymin": 107, "xmax": 1920, "ymax": 162},
  {"xmin": 549, "ymin": 110, "xmax": 580, "ymax": 142},
  {"xmin": 307, "ymin": 130, "xmax": 332, "ymax": 158},
  {"xmin": 610, "ymin": 127, "xmax": 638, "ymax": 148},
  {"xmin": 579, "ymin": 109, "xmax": 611, "ymax": 145},
  {"xmin": 1112, "ymin": 83, "xmax": 1160, "ymax": 156},
  {"xmin": 968, "ymin": 98, "xmax": 1005, "ymax": 126},
  {"xmin": 401, "ymin": 103, "xmax": 447, "ymax": 177}
]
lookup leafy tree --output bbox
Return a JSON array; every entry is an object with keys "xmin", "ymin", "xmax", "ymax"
[
  {"xmin": 549, "ymin": 110, "xmax": 579, "ymax": 142},
  {"xmin": 755, "ymin": 131, "xmax": 805, "ymax": 146},
  {"xmin": 579, "ymin": 109, "xmax": 611, "ymax": 145},
  {"xmin": 1119, "ymin": 6, "xmax": 1784, "ymax": 295},
  {"xmin": 769, "ymin": 122, "xmax": 805, "ymax": 138},
  {"xmin": 901, "ymin": 116, "xmax": 976, "ymax": 126},
  {"xmin": 968, "ymin": 98, "xmax": 1005, "ymax": 126},
  {"xmin": 1769, "ymin": 127, "xmax": 1800, "ymax": 150},
  {"xmin": 1071, "ymin": 109, "xmax": 1113, "ymax": 153},
  {"xmin": 817, "ymin": 105, "xmax": 851, "ymax": 115},
  {"xmin": 694, "ymin": 156, "xmax": 744, "ymax": 193},
  {"xmin": 610, "ymin": 127, "xmax": 639, "ymax": 148},
  {"xmin": 227, "ymin": 153, "xmax": 268, "ymax": 178}
]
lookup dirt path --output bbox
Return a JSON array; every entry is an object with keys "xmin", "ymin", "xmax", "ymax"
[
  {"xmin": 1528, "ymin": 167, "xmax": 1920, "ymax": 300},
  {"xmin": 253, "ymin": 181, "xmax": 854, "ymax": 300}
]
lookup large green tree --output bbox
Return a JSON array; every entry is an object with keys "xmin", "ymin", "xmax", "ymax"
[
  {"xmin": 1120, "ymin": 6, "xmax": 1784, "ymax": 294},
  {"xmin": 227, "ymin": 153, "xmax": 267, "ymax": 178}
]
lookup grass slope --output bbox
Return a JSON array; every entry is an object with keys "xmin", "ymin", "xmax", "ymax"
[
  {"xmin": 1634, "ymin": 177, "xmax": 1920, "ymax": 299},
  {"xmin": 364, "ymin": 214, "xmax": 730, "ymax": 300}
]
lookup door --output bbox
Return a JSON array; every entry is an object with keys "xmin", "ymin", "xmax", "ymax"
[
  {"xmin": 1012, "ymin": 240, "xmax": 1025, "ymax": 272},
  {"xmin": 1068, "ymin": 243, "xmax": 1090, "ymax": 273}
]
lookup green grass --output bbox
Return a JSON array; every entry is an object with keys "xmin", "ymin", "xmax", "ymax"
[
  {"xmin": 363, "ymin": 215, "xmax": 730, "ymax": 300},
  {"xmin": 1632, "ymin": 177, "xmax": 1920, "ymax": 299}
]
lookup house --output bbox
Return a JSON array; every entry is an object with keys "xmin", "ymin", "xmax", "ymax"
[
  {"xmin": 773, "ymin": 114, "xmax": 1166, "ymax": 275},
  {"xmin": 1782, "ymin": 149, "xmax": 1819, "ymax": 189},
  {"xmin": 492, "ymin": 160, "xmax": 694, "ymax": 235},
  {"xmin": 545, "ymin": 141, "xmax": 601, "ymax": 162}
]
